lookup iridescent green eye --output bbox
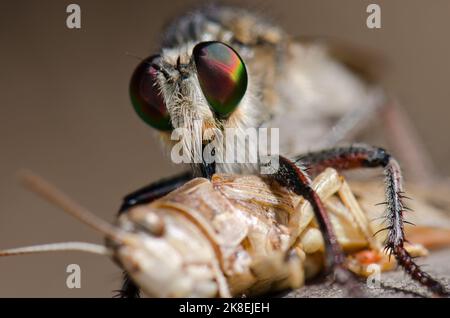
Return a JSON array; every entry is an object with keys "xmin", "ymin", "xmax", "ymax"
[
  {"xmin": 129, "ymin": 56, "xmax": 172, "ymax": 131},
  {"xmin": 193, "ymin": 41, "xmax": 248, "ymax": 118}
]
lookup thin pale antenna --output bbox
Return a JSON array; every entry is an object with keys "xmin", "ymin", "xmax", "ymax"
[
  {"xmin": 125, "ymin": 51, "xmax": 145, "ymax": 62},
  {"xmin": 18, "ymin": 170, "xmax": 125, "ymax": 243},
  {"xmin": 0, "ymin": 242, "xmax": 110, "ymax": 257}
]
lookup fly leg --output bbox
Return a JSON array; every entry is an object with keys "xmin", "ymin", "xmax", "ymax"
[
  {"xmin": 120, "ymin": 158, "xmax": 215, "ymax": 213},
  {"xmin": 115, "ymin": 171, "xmax": 194, "ymax": 298},
  {"xmin": 113, "ymin": 274, "xmax": 141, "ymax": 299},
  {"xmin": 318, "ymin": 95, "xmax": 435, "ymax": 184},
  {"xmin": 119, "ymin": 171, "xmax": 193, "ymax": 214},
  {"xmin": 379, "ymin": 100, "xmax": 436, "ymax": 184},
  {"xmin": 271, "ymin": 156, "xmax": 363, "ymax": 296},
  {"xmin": 296, "ymin": 168, "xmax": 379, "ymax": 252},
  {"xmin": 296, "ymin": 144, "xmax": 448, "ymax": 296}
]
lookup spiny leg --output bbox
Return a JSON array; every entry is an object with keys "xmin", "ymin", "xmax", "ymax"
[
  {"xmin": 296, "ymin": 144, "xmax": 448, "ymax": 296},
  {"xmin": 116, "ymin": 171, "xmax": 194, "ymax": 298},
  {"xmin": 272, "ymin": 156, "xmax": 363, "ymax": 296},
  {"xmin": 113, "ymin": 273, "xmax": 141, "ymax": 298}
]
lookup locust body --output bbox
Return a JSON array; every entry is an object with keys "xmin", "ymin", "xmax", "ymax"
[
  {"xmin": 0, "ymin": 169, "xmax": 448, "ymax": 297},
  {"xmin": 110, "ymin": 168, "xmax": 428, "ymax": 297}
]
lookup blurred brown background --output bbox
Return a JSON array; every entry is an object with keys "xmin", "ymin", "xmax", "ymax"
[{"xmin": 0, "ymin": 0, "xmax": 449, "ymax": 297}]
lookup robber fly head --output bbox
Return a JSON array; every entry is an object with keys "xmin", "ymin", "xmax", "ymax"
[{"xmin": 129, "ymin": 40, "xmax": 261, "ymax": 172}]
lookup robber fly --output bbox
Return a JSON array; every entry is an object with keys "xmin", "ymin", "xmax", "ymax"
[
  {"xmin": 113, "ymin": 5, "xmax": 448, "ymax": 297},
  {"xmin": 0, "ymin": 5, "xmax": 447, "ymax": 297},
  {"xmin": 116, "ymin": 5, "xmax": 448, "ymax": 296}
]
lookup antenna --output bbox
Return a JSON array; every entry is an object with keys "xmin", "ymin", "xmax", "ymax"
[
  {"xmin": 0, "ymin": 242, "xmax": 109, "ymax": 257},
  {"xmin": 18, "ymin": 170, "xmax": 125, "ymax": 242},
  {"xmin": 0, "ymin": 171, "xmax": 133, "ymax": 258}
]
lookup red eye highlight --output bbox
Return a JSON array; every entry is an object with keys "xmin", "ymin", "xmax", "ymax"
[
  {"xmin": 129, "ymin": 56, "xmax": 172, "ymax": 131},
  {"xmin": 193, "ymin": 41, "xmax": 248, "ymax": 118}
]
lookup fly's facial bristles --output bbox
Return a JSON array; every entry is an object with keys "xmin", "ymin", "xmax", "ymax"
[
  {"xmin": 150, "ymin": 7, "xmax": 270, "ymax": 174},
  {"xmin": 155, "ymin": 48, "xmax": 261, "ymax": 175}
]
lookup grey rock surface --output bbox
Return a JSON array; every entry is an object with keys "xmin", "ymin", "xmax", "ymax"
[{"xmin": 285, "ymin": 248, "xmax": 450, "ymax": 298}]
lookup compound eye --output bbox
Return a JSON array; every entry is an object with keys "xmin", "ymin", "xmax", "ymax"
[
  {"xmin": 193, "ymin": 41, "xmax": 248, "ymax": 118},
  {"xmin": 129, "ymin": 56, "xmax": 172, "ymax": 131}
]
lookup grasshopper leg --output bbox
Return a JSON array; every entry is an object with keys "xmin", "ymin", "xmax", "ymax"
[
  {"xmin": 296, "ymin": 144, "xmax": 448, "ymax": 296},
  {"xmin": 272, "ymin": 156, "xmax": 363, "ymax": 296}
]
